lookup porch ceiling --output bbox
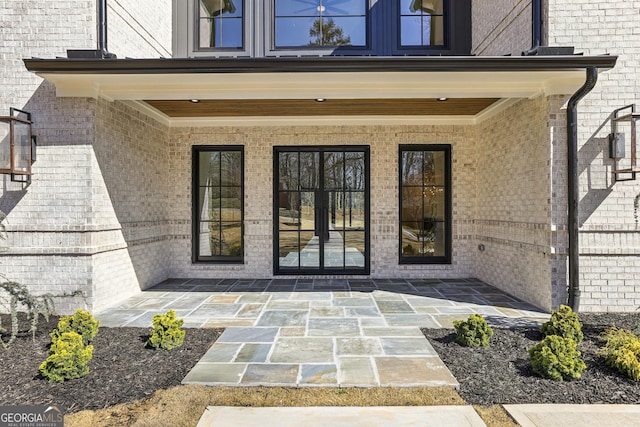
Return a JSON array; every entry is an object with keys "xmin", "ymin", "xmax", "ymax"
[
  {"xmin": 24, "ymin": 55, "xmax": 617, "ymax": 126},
  {"xmin": 145, "ymin": 98, "xmax": 500, "ymax": 117}
]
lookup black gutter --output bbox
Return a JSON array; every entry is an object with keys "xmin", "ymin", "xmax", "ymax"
[
  {"xmin": 567, "ymin": 66, "xmax": 598, "ymax": 312},
  {"xmin": 522, "ymin": 0, "xmax": 543, "ymax": 56},
  {"xmin": 23, "ymin": 55, "xmax": 617, "ymax": 74}
]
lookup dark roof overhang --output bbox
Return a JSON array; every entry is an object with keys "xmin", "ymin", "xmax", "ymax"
[{"xmin": 24, "ymin": 55, "xmax": 617, "ymax": 74}]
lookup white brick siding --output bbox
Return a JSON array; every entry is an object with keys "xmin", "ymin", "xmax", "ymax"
[
  {"xmin": 472, "ymin": 0, "xmax": 533, "ymax": 56},
  {"xmin": 546, "ymin": 0, "xmax": 640, "ymax": 312},
  {"xmin": 2, "ymin": 0, "xmax": 639, "ymax": 314}
]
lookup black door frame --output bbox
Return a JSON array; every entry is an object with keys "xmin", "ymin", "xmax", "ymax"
[{"xmin": 273, "ymin": 146, "xmax": 370, "ymax": 275}]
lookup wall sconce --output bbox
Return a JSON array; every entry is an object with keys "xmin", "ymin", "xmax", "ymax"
[
  {"xmin": 0, "ymin": 108, "xmax": 36, "ymax": 183},
  {"xmin": 609, "ymin": 104, "xmax": 639, "ymax": 182}
]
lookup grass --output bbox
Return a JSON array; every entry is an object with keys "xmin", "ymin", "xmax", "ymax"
[
  {"xmin": 66, "ymin": 385, "xmax": 462, "ymax": 426},
  {"xmin": 65, "ymin": 385, "xmax": 517, "ymax": 427}
]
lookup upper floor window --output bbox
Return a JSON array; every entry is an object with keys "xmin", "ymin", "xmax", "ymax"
[
  {"xmin": 400, "ymin": 0, "xmax": 444, "ymax": 47},
  {"xmin": 274, "ymin": 0, "xmax": 367, "ymax": 48},
  {"xmin": 173, "ymin": 0, "xmax": 470, "ymax": 57},
  {"xmin": 198, "ymin": 0, "xmax": 243, "ymax": 48}
]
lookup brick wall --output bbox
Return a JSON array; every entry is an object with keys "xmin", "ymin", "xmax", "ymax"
[
  {"xmin": 472, "ymin": 0, "xmax": 532, "ymax": 56},
  {"xmin": 474, "ymin": 96, "xmax": 565, "ymax": 311},
  {"xmin": 0, "ymin": 1, "xmax": 172, "ymax": 313},
  {"xmin": 547, "ymin": 0, "xmax": 640, "ymax": 312},
  {"xmin": 167, "ymin": 124, "xmax": 477, "ymax": 280},
  {"xmin": 0, "ymin": 1, "xmax": 94, "ymax": 111},
  {"xmin": 107, "ymin": 0, "xmax": 172, "ymax": 58}
]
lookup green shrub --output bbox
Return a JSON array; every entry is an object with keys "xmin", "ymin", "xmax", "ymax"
[
  {"xmin": 599, "ymin": 327, "xmax": 640, "ymax": 381},
  {"xmin": 541, "ymin": 305, "xmax": 583, "ymax": 343},
  {"xmin": 147, "ymin": 310, "xmax": 186, "ymax": 350},
  {"xmin": 529, "ymin": 335, "xmax": 586, "ymax": 381},
  {"xmin": 39, "ymin": 331, "xmax": 94, "ymax": 383},
  {"xmin": 453, "ymin": 314, "xmax": 494, "ymax": 348},
  {"xmin": 50, "ymin": 309, "xmax": 100, "ymax": 346}
]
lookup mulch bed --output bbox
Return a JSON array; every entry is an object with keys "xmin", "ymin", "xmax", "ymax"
[
  {"xmin": 2, "ymin": 312, "xmax": 640, "ymax": 413},
  {"xmin": 0, "ymin": 313, "xmax": 221, "ymax": 413},
  {"xmin": 422, "ymin": 313, "xmax": 640, "ymax": 406}
]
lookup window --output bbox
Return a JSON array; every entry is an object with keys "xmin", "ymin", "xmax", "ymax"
[
  {"xmin": 192, "ymin": 146, "xmax": 244, "ymax": 263},
  {"xmin": 273, "ymin": 0, "xmax": 367, "ymax": 48},
  {"xmin": 173, "ymin": 0, "xmax": 470, "ymax": 57},
  {"xmin": 400, "ymin": 0, "xmax": 445, "ymax": 47},
  {"xmin": 197, "ymin": 0, "xmax": 243, "ymax": 48},
  {"xmin": 399, "ymin": 145, "xmax": 451, "ymax": 264}
]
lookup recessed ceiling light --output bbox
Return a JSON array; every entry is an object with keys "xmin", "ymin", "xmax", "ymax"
[
  {"xmin": 315, "ymin": 98, "xmax": 326, "ymax": 102},
  {"xmin": 190, "ymin": 99, "xmax": 200, "ymax": 103},
  {"xmin": 438, "ymin": 97, "xmax": 448, "ymax": 101}
]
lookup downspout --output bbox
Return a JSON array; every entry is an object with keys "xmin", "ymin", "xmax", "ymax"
[
  {"xmin": 522, "ymin": 0, "xmax": 542, "ymax": 55},
  {"xmin": 566, "ymin": 66, "xmax": 598, "ymax": 312},
  {"xmin": 97, "ymin": 0, "xmax": 116, "ymax": 58}
]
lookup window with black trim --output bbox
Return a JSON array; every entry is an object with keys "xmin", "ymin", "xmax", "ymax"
[
  {"xmin": 399, "ymin": 145, "xmax": 451, "ymax": 264},
  {"xmin": 193, "ymin": 146, "xmax": 244, "ymax": 263}
]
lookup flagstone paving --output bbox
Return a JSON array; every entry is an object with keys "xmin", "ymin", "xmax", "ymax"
[{"xmin": 94, "ymin": 278, "xmax": 549, "ymax": 387}]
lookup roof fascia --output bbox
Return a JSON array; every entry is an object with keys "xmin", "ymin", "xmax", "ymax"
[{"xmin": 23, "ymin": 55, "xmax": 618, "ymax": 75}]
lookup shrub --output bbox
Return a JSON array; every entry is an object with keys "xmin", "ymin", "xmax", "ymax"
[
  {"xmin": 50, "ymin": 309, "xmax": 100, "ymax": 346},
  {"xmin": 147, "ymin": 310, "xmax": 186, "ymax": 350},
  {"xmin": 453, "ymin": 314, "xmax": 494, "ymax": 348},
  {"xmin": 39, "ymin": 331, "xmax": 94, "ymax": 383},
  {"xmin": 599, "ymin": 327, "xmax": 640, "ymax": 381},
  {"xmin": 529, "ymin": 335, "xmax": 586, "ymax": 381},
  {"xmin": 541, "ymin": 305, "xmax": 583, "ymax": 343},
  {"xmin": 0, "ymin": 281, "xmax": 55, "ymax": 348}
]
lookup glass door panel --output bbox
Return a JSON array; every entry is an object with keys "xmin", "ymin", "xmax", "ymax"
[{"xmin": 275, "ymin": 147, "xmax": 369, "ymax": 274}]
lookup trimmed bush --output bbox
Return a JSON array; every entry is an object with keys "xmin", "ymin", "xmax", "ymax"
[
  {"xmin": 147, "ymin": 310, "xmax": 186, "ymax": 350},
  {"xmin": 541, "ymin": 305, "xmax": 583, "ymax": 343},
  {"xmin": 599, "ymin": 327, "xmax": 640, "ymax": 381},
  {"xmin": 50, "ymin": 309, "xmax": 100, "ymax": 346},
  {"xmin": 529, "ymin": 335, "xmax": 586, "ymax": 381},
  {"xmin": 453, "ymin": 314, "xmax": 494, "ymax": 348},
  {"xmin": 39, "ymin": 331, "xmax": 94, "ymax": 383}
]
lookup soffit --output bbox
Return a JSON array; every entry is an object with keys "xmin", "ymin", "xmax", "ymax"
[{"xmin": 24, "ymin": 55, "xmax": 617, "ymax": 126}]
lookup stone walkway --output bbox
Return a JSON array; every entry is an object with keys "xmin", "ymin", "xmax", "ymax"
[{"xmin": 95, "ymin": 278, "xmax": 548, "ymax": 387}]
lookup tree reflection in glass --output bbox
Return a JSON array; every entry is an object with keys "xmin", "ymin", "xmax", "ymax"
[{"xmin": 274, "ymin": 0, "xmax": 366, "ymax": 47}]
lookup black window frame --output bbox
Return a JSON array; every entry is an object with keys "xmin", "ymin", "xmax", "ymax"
[
  {"xmin": 173, "ymin": 0, "xmax": 470, "ymax": 57},
  {"xmin": 273, "ymin": 145, "xmax": 371, "ymax": 275},
  {"xmin": 192, "ymin": 145, "xmax": 245, "ymax": 264},
  {"xmin": 391, "ymin": 0, "xmax": 471, "ymax": 56},
  {"xmin": 398, "ymin": 144, "xmax": 452, "ymax": 265},
  {"xmin": 265, "ymin": 0, "xmax": 375, "ymax": 57}
]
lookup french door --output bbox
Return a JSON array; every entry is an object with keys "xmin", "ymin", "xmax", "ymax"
[{"xmin": 274, "ymin": 146, "xmax": 369, "ymax": 274}]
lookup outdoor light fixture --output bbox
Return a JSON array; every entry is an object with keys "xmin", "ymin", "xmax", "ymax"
[
  {"xmin": 609, "ymin": 104, "xmax": 639, "ymax": 182},
  {"xmin": 315, "ymin": 98, "xmax": 326, "ymax": 102},
  {"xmin": 437, "ymin": 97, "xmax": 448, "ymax": 101},
  {"xmin": 0, "ymin": 108, "xmax": 36, "ymax": 183},
  {"xmin": 190, "ymin": 99, "xmax": 201, "ymax": 103}
]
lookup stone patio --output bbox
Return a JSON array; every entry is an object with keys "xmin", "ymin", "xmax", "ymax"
[{"xmin": 94, "ymin": 278, "xmax": 548, "ymax": 388}]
